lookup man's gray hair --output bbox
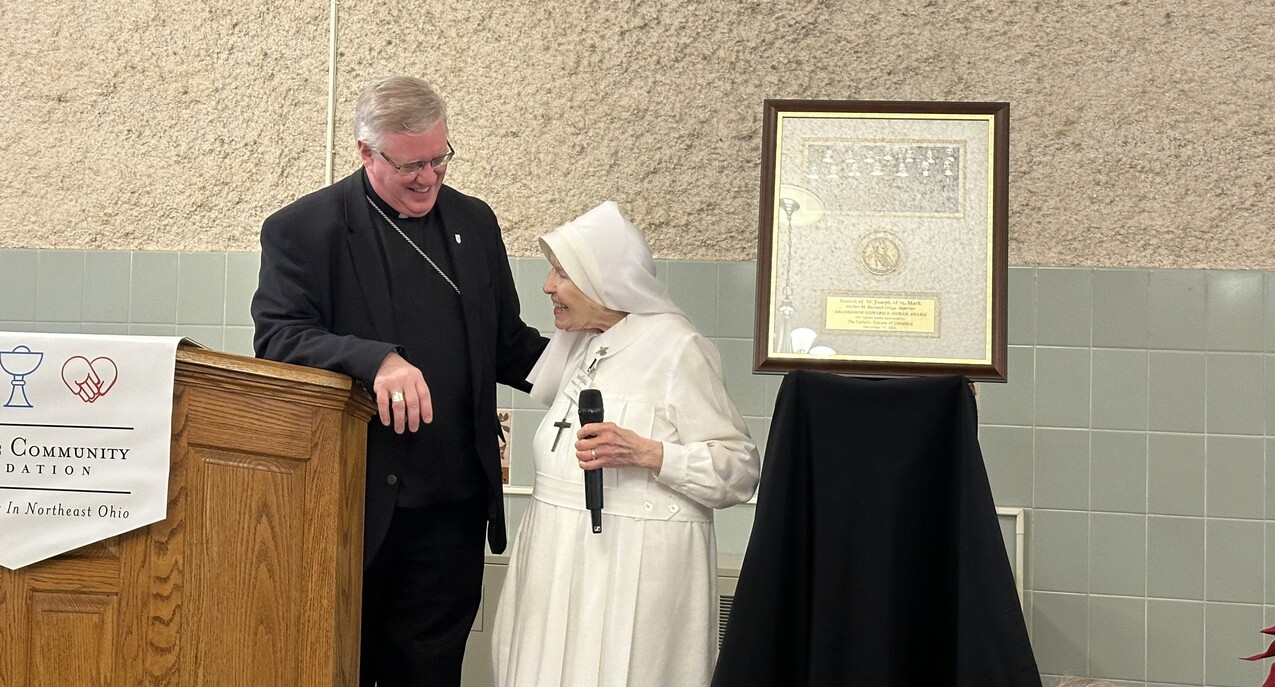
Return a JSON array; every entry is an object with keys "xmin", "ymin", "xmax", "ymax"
[{"xmin": 354, "ymin": 75, "xmax": 448, "ymax": 151}]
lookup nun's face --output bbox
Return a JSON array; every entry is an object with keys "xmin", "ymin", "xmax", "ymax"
[{"xmin": 543, "ymin": 253, "xmax": 612, "ymax": 332}]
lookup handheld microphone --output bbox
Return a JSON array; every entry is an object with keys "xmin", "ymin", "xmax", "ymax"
[{"xmin": 578, "ymin": 389, "xmax": 604, "ymax": 534}]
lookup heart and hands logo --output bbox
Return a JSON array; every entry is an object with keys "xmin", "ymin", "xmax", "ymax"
[{"xmin": 61, "ymin": 356, "xmax": 118, "ymax": 403}]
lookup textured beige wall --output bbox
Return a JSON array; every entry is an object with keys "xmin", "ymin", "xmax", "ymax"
[
  {"xmin": 1, "ymin": 0, "xmax": 330, "ymax": 250},
  {"xmin": 2, "ymin": 1, "xmax": 1271, "ymax": 267}
]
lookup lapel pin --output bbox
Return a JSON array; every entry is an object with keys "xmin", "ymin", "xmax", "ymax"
[{"xmin": 455, "ymin": 234, "xmax": 462, "ymax": 244}]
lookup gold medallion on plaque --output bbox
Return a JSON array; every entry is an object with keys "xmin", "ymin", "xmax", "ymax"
[{"xmin": 858, "ymin": 232, "xmax": 903, "ymax": 276}]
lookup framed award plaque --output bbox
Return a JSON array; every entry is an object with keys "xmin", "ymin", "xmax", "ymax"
[{"xmin": 754, "ymin": 99, "xmax": 1009, "ymax": 382}]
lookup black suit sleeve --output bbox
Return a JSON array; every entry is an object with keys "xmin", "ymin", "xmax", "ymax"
[
  {"xmin": 251, "ymin": 204, "xmax": 394, "ymax": 388},
  {"xmin": 487, "ymin": 224, "xmax": 547, "ymax": 393}
]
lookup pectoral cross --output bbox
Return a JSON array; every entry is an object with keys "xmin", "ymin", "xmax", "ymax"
[
  {"xmin": 551, "ymin": 414, "xmax": 573, "ymax": 451},
  {"xmin": 550, "ymin": 346, "xmax": 608, "ymax": 452}
]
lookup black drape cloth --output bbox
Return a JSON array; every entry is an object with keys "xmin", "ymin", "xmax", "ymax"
[{"xmin": 712, "ymin": 371, "xmax": 1040, "ymax": 687}]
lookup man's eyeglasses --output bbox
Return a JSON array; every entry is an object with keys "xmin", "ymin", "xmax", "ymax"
[{"xmin": 379, "ymin": 142, "xmax": 455, "ymax": 176}]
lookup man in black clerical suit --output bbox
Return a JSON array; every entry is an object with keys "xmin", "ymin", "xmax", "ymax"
[{"xmin": 251, "ymin": 75, "xmax": 547, "ymax": 687}]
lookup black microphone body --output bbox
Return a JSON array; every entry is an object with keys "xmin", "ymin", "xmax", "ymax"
[{"xmin": 578, "ymin": 389, "xmax": 605, "ymax": 534}]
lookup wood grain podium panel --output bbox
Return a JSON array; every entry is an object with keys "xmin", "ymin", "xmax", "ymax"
[{"xmin": 0, "ymin": 347, "xmax": 374, "ymax": 687}]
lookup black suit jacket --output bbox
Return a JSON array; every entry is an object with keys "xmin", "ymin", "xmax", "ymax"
[
  {"xmin": 713, "ymin": 372, "xmax": 1041, "ymax": 686},
  {"xmin": 251, "ymin": 169, "xmax": 546, "ymax": 560}
]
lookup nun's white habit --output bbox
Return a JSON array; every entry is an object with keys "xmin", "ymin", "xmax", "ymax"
[{"xmin": 491, "ymin": 202, "xmax": 760, "ymax": 687}]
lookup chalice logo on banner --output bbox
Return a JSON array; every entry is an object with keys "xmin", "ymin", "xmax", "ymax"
[
  {"xmin": 1, "ymin": 344, "xmax": 44, "ymax": 409},
  {"xmin": 0, "ymin": 332, "xmax": 184, "ymax": 570}
]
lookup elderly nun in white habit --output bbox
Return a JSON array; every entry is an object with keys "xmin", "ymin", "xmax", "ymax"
[{"xmin": 491, "ymin": 201, "xmax": 761, "ymax": 686}]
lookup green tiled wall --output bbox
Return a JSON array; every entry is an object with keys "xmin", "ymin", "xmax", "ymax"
[
  {"xmin": 0, "ymin": 249, "xmax": 259, "ymax": 351},
  {"xmin": 4, "ymin": 249, "xmax": 1274, "ymax": 686},
  {"xmin": 979, "ymin": 267, "xmax": 1275, "ymax": 687}
]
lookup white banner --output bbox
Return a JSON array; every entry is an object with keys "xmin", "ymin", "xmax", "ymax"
[{"xmin": 0, "ymin": 332, "xmax": 182, "ymax": 569}]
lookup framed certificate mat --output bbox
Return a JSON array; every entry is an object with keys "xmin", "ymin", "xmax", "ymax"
[{"xmin": 754, "ymin": 99, "xmax": 1009, "ymax": 382}]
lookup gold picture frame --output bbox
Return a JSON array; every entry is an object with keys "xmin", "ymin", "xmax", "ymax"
[{"xmin": 754, "ymin": 99, "xmax": 1009, "ymax": 382}]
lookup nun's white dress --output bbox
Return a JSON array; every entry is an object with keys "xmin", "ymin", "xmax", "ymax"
[{"xmin": 491, "ymin": 312, "xmax": 759, "ymax": 687}]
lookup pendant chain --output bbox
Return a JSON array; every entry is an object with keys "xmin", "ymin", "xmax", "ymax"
[{"xmin": 366, "ymin": 196, "xmax": 460, "ymax": 295}]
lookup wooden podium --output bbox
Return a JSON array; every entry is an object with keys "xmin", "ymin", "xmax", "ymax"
[{"xmin": 0, "ymin": 346, "xmax": 375, "ymax": 686}]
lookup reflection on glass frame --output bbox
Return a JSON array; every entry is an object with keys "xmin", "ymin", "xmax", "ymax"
[{"xmin": 753, "ymin": 99, "xmax": 1008, "ymax": 382}]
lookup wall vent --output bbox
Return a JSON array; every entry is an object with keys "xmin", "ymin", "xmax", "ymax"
[
  {"xmin": 717, "ymin": 594, "xmax": 734, "ymax": 648},
  {"xmin": 716, "ymin": 556, "xmax": 741, "ymax": 650}
]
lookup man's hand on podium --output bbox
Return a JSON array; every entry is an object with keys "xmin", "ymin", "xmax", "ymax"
[{"xmin": 373, "ymin": 351, "xmax": 433, "ymax": 433}]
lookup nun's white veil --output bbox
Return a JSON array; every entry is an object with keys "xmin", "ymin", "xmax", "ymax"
[{"xmin": 526, "ymin": 201, "xmax": 685, "ymax": 405}]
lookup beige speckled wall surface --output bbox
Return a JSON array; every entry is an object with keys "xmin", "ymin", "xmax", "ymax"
[{"xmin": 2, "ymin": 1, "xmax": 1271, "ymax": 267}]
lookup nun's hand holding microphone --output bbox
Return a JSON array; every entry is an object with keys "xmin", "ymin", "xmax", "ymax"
[{"xmin": 574, "ymin": 422, "xmax": 664, "ymax": 473}]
